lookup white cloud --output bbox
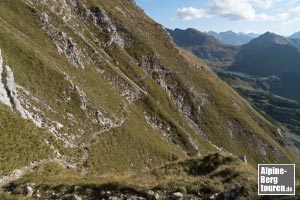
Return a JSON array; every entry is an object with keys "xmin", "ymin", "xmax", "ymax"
[
  {"xmin": 247, "ymin": 0, "xmax": 279, "ymax": 9},
  {"xmin": 289, "ymin": 0, "xmax": 300, "ymax": 4},
  {"xmin": 177, "ymin": 7, "xmax": 206, "ymax": 21},
  {"xmin": 208, "ymin": 0, "xmax": 256, "ymax": 21},
  {"xmin": 177, "ymin": 0, "xmax": 300, "ymax": 22},
  {"xmin": 276, "ymin": 6, "xmax": 300, "ymax": 21},
  {"xmin": 255, "ymin": 6, "xmax": 300, "ymax": 21}
]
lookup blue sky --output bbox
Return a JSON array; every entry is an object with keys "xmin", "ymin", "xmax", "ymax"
[{"xmin": 135, "ymin": 0, "xmax": 300, "ymax": 36}]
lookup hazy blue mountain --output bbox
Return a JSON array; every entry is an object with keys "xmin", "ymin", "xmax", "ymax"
[
  {"xmin": 289, "ymin": 31, "xmax": 300, "ymax": 39},
  {"xmin": 239, "ymin": 32, "xmax": 261, "ymax": 38},
  {"xmin": 207, "ymin": 30, "xmax": 260, "ymax": 45},
  {"xmin": 207, "ymin": 31, "xmax": 219, "ymax": 39}
]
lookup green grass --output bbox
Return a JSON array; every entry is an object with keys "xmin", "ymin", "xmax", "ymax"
[
  {"xmin": 0, "ymin": 192, "xmax": 31, "ymax": 200},
  {"xmin": 9, "ymin": 153, "xmax": 257, "ymax": 199},
  {"xmin": 0, "ymin": 0, "xmax": 297, "ymax": 195},
  {"xmin": 87, "ymin": 103, "xmax": 186, "ymax": 174},
  {"xmin": 0, "ymin": 104, "xmax": 52, "ymax": 176}
]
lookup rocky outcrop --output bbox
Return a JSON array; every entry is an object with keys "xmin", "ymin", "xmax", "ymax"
[
  {"xmin": 35, "ymin": 2, "xmax": 144, "ymax": 102},
  {"xmin": 139, "ymin": 54, "xmax": 209, "ymax": 129},
  {"xmin": 40, "ymin": 13, "xmax": 85, "ymax": 69},
  {"xmin": 0, "ymin": 50, "xmax": 11, "ymax": 107},
  {"xmin": 0, "ymin": 49, "xmax": 38, "ymax": 120},
  {"xmin": 5, "ymin": 65, "xmax": 33, "ymax": 119},
  {"xmin": 0, "ymin": 49, "xmax": 74, "ymax": 152},
  {"xmin": 88, "ymin": 6, "xmax": 125, "ymax": 48}
]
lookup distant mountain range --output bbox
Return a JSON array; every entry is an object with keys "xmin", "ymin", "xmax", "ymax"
[
  {"xmin": 168, "ymin": 29, "xmax": 300, "ymax": 100},
  {"xmin": 207, "ymin": 30, "xmax": 260, "ymax": 45},
  {"xmin": 207, "ymin": 30, "xmax": 300, "ymax": 45},
  {"xmin": 167, "ymin": 28, "xmax": 239, "ymax": 65},
  {"xmin": 170, "ymin": 28, "xmax": 300, "ymax": 46},
  {"xmin": 229, "ymin": 32, "xmax": 300, "ymax": 100},
  {"xmin": 168, "ymin": 28, "xmax": 300, "ymax": 144}
]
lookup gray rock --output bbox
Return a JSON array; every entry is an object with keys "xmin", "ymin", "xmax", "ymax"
[
  {"xmin": 109, "ymin": 197, "xmax": 120, "ymax": 200},
  {"xmin": 25, "ymin": 184, "xmax": 34, "ymax": 198},
  {"xmin": 74, "ymin": 185, "xmax": 81, "ymax": 192},
  {"xmin": 209, "ymin": 193, "xmax": 218, "ymax": 200},
  {"xmin": 146, "ymin": 190, "xmax": 160, "ymax": 199},
  {"xmin": 171, "ymin": 192, "xmax": 183, "ymax": 199},
  {"xmin": 74, "ymin": 195, "xmax": 82, "ymax": 200}
]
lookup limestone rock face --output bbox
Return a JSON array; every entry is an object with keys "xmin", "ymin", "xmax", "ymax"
[{"xmin": 0, "ymin": 50, "xmax": 11, "ymax": 107}]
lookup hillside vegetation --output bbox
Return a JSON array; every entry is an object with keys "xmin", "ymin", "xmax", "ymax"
[{"xmin": 0, "ymin": 0, "xmax": 298, "ymax": 199}]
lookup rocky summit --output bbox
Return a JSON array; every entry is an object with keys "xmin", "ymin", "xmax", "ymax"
[{"xmin": 0, "ymin": 0, "xmax": 298, "ymax": 199}]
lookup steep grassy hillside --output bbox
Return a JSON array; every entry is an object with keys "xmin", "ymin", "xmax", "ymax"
[
  {"xmin": 218, "ymin": 71, "xmax": 300, "ymax": 148},
  {"xmin": 0, "ymin": 0, "xmax": 298, "ymax": 199},
  {"xmin": 0, "ymin": 104, "xmax": 52, "ymax": 176}
]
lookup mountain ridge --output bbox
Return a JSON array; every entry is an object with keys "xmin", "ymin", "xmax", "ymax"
[{"xmin": 249, "ymin": 32, "xmax": 300, "ymax": 50}]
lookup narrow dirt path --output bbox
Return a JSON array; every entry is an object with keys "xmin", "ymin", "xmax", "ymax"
[
  {"xmin": 80, "ymin": 102, "xmax": 129, "ymax": 174},
  {"xmin": 80, "ymin": 94, "xmax": 147, "ymax": 174}
]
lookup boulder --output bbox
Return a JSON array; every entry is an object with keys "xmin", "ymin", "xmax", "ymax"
[{"xmin": 171, "ymin": 192, "xmax": 183, "ymax": 199}]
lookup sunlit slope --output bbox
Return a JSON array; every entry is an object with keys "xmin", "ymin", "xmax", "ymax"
[{"xmin": 0, "ymin": 0, "xmax": 296, "ymax": 184}]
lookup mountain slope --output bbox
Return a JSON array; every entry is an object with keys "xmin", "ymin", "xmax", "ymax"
[
  {"xmin": 168, "ymin": 28, "xmax": 239, "ymax": 66},
  {"xmin": 229, "ymin": 32, "xmax": 300, "ymax": 100},
  {"xmin": 9, "ymin": 153, "xmax": 260, "ymax": 199},
  {"xmin": 217, "ymin": 71, "xmax": 300, "ymax": 148},
  {"xmin": 0, "ymin": 0, "xmax": 297, "ymax": 198}
]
